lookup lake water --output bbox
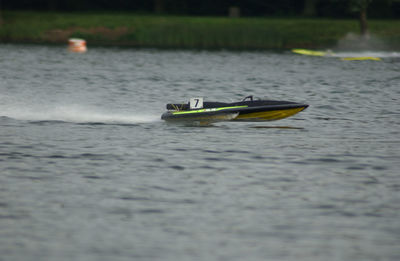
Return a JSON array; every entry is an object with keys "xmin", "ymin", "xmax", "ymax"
[{"xmin": 1, "ymin": 44, "xmax": 400, "ymax": 261}]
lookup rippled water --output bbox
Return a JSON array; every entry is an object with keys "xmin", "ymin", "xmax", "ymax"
[{"xmin": 1, "ymin": 44, "xmax": 400, "ymax": 261}]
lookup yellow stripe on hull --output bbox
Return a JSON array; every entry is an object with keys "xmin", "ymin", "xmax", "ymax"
[{"xmin": 234, "ymin": 107, "xmax": 306, "ymax": 121}]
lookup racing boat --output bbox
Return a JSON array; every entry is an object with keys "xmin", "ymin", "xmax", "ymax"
[
  {"xmin": 292, "ymin": 48, "xmax": 382, "ymax": 61},
  {"xmin": 161, "ymin": 96, "xmax": 308, "ymax": 123}
]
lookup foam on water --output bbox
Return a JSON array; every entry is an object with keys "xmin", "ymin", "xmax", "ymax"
[
  {"xmin": 327, "ymin": 32, "xmax": 400, "ymax": 59},
  {"xmin": 0, "ymin": 104, "xmax": 160, "ymax": 124},
  {"xmin": 335, "ymin": 32, "xmax": 394, "ymax": 51},
  {"xmin": 332, "ymin": 51, "xmax": 400, "ymax": 58}
]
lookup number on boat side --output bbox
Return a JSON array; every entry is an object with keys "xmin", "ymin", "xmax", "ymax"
[{"xmin": 190, "ymin": 97, "xmax": 203, "ymax": 109}]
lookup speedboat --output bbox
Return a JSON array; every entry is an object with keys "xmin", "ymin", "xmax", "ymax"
[{"xmin": 161, "ymin": 96, "xmax": 308, "ymax": 123}]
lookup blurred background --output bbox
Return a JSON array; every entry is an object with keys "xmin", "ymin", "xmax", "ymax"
[
  {"xmin": 1, "ymin": 0, "xmax": 400, "ymax": 50},
  {"xmin": 1, "ymin": 0, "xmax": 400, "ymax": 18}
]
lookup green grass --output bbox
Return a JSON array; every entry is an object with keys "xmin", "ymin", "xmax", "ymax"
[{"xmin": 1, "ymin": 11, "xmax": 399, "ymax": 49}]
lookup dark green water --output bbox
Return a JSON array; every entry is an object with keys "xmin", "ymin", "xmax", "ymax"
[{"xmin": 1, "ymin": 44, "xmax": 399, "ymax": 261}]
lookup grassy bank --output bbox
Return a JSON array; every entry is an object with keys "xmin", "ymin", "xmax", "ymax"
[{"xmin": 1, "ymin": 11, "xmax": 399, "ymax": 49}]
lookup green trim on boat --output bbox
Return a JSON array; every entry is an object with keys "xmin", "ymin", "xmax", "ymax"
[{"xmin": 172, "ymin": 105, "xmax": 248, "ymax": 115}]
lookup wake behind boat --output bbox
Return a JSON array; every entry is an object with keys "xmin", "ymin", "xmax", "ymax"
[{"xmin": 161, "ymin": 96, "xmax": 308, "ymax": 123}]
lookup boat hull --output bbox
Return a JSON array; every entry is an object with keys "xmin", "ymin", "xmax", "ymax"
[
  {"xmin": 161, "ymin": 103, "xmax": 308, "ymax": 123},
  {"xmin": 234, "ymin": 106, "xmax": 308, "ymax": 121}
]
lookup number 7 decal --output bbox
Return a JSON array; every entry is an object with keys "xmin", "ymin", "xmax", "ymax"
[{"xmin": 190, "ymin": 97, "xmax": 203, "ymax": 109}]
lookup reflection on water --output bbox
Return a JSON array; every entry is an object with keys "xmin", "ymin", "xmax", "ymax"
[{"xmin": 0, "ymin": 44, "xmax": 400, "ymax": 261}]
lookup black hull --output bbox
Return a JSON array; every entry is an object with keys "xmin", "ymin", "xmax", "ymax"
[{"xmin": 162, "ymin": 96, "xmax": 309, "ymax": 122}]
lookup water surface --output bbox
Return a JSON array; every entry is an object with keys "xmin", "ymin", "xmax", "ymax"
[{"xmin": 1, "ymin": 44, "xmax": 400, "ymax": 261}]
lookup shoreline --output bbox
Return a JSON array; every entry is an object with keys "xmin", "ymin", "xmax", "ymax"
[{"xmin": 1, "ymin": 11, "xmax": 399, "ymax": 50}]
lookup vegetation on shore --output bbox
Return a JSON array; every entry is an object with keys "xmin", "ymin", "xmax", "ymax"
[{"xmin": 1, "ymin": 11, "xmax": 399, "ymax": 50}]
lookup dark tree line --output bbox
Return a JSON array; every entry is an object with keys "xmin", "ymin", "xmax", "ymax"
[{"xmin": 1, "ymin": 0, "xmax": 400, "ymax": 18}]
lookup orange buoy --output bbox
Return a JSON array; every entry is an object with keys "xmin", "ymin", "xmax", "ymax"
[{"xmin": 68, "ymin": 38, "xmax": 87, "ymax": 53}]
